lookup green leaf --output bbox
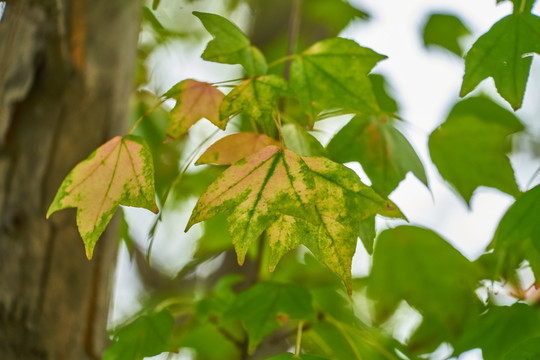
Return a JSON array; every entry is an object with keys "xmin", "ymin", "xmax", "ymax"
[
  {"xmin": 368, "ymin": 226, "xmax": 482, "ymax": 348},
  {"xmin": 282, "ymin": 123, "xmax": 327, "ymax": 157},
  {"xmin": 196, "ymin": 132, "xmax": 279, "ymax": 165},
  {"xmin": 165, "ymin": 79, "xmax": 226, "ymax": 138},
  {"xmin": 502, "ymin": 336, "xmax": 540, "ymax": 360},
  {"xmin": 193, "ymin": 11, "xmax": 267, "ymax": 76},
  {"xmin": 220, "ymin": 75, "xmax": 289, "ymax": 121},
  {"xmin": 429, "ymin": 97, "xmax": 523, "ymax": 204},
  {"xmin": 185, "ymin": 146, "xmax": 402, "ymax": 290},
  {"xmin": 460, "ymin": 13, "xmax": 540, "ymax": 109},
  {"xmin": 268, "ymin": 354, "xmax": 328, "ymax": 360},
  {"xmin": 358, "ymin": 216, "xmax": 376, "ymax": 254},
  {"xmin": 224, "ymin": 282, "xmax": 315, "ymax": 352},
  {"xmin": 178, "ymin": 322, "xmax": 241, "ymax": 360},
  {"xmin": 484, "ymin": 184, "xmax": 540, "ymax": 280},
  {"xmin": 369, "ymin": 74, "xmax": 399, "ymax": 114},
  {"xmin": 47, "ymin": 135, "xmax": 158, "ymax": 259},
  {"xmin": 497, "ymin": 0, "xmax": 537, "ymax": 14},
  {"xmin": 422, "ymin": 13, "xmax": 471, "ymax": 56},
  {"xmin": 454, "ymin": 304, "xmax": 540, "ymax": 360},
  {"xmin": 290, "ymin": 37, "xmax": 386, "ymax": 121},
  {"xmin": 327, "ymin": 115, "xmax": 428, "ymax": 197},
  {"xmin": 103, "ymin": 310, "xmax": 174, "ymax": 360}
]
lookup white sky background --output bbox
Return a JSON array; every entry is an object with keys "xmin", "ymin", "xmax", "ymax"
[{"xmin": 111, "ymin": 1, "xmax": 540, "ymax": 359}]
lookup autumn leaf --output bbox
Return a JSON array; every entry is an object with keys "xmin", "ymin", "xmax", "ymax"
[
  {"xmin": 186, "ymin": 146, "xmax": 402, "ymax": 291},
  {"xmin": 164, "ymin": 79, "xmax": 226, "ymax": 138},
  {"xmin": 47, "ymin": 135, "xmax": 157, "ymax": 259},
  {"xmin": 290, "ymin": 37, "xmax": 386, "ymax": 121},
  {"xmin": 193, "ymin": 11, "xmax": 267, "ymax": 76},
  {"xmin": 196, "ymin": 132, "xmax": 279, "ymax": 165},
  {"xmin": 219, "ymin": 75, "xmax": 289, "ymax": 121},
  {"xmin": 460, "ymin": 12, "xmax": 540, "ymax": 109}
]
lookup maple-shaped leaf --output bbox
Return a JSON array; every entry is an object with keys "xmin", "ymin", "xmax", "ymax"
[
  {"xmin": 47, "ymin": 135, "xmax": 157, "ymax": 258},
  {"xmin": 186, "ymin": 146, "xmax": 402, "ymax": 291},
  {"xmin": 224, "ymin": 282, "xmax": 315, "ymax": 352},
  {"xmin": 196, "ymin": 132, "xmax": 279, "ymax": 165},
  {"xmin": 460, "ymin": 13, "xmax": 540, "ymax": 110},
  {"xmin": 422, "ymin": 13, "xmax": 471, "ymax": 56},
  {"xmin": 164, "ymin": 79, "xmax": 226, "ymax": 138},
  {"xmin": 220, "ymin": 75, "xmax": 289, "ymax": 121},
  {"xmin": 429, "ymin": 97, "xmax": 523, "ymax": 204},
  {"xmin": 290, "ymin": 37, "xmax": 386, "ymax": 121},
  {"xmin": 194, "ymin": 11, "xmax": 267, "ymax": 76},
  {"xmin": 327, "ymin": 115, "xmax": 428, "ymax": 197}
]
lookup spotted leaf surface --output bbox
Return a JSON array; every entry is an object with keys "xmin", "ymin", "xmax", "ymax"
[
  {"xmin": 290, "ymin": 37, "xmax": 386, "ymax": 121},
  {"xmin": 47, "ymin": 135, "xmax": 157, "ymax": 258},
  {"xmin": 194, "ymin": 11, "xmax": 267, "ymax": 76},
  {"xmin": 196, "ymin": 132, "xmax": 279, "ymax": 165},
  {"xmin": 220, "ymin": 75, "xmax": 289, "ymax": 121},
  {"xmin": 186, "ymin": 146, "xmax": 402, "ymax": 291},
  {"xmin": 165, "ymin": 79, "xmax": 226, "ymax": 137}
]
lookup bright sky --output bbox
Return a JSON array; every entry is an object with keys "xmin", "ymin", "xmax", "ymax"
[{"xmin": 112, "ymin": 1, "xmax": 540, "ymax": 359}]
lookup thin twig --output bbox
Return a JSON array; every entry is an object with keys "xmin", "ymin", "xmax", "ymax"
[{"xmin": 128, "ymin": 98, "xmax": 167, "ymax": 135}]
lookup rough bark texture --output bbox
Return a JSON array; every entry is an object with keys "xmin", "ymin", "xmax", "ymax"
[{"xmin": 0, "ymin": 0, "xmax": 140, "ymax": 358}]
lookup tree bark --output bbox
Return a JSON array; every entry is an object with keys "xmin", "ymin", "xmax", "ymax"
[{"xmin": 0, "ymin": 0, "xmax": 140, "ymax": 359}]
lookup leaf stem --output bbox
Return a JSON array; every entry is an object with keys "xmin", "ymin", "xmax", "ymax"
[
  {"xmin": 273, "ymin": 107, "xmax": 286, "ymax": 149},
  {"xmin": 519, "ymin": 0, "xmax": 526, "ymax": 14},
  {"xmin": 284, "ymin": 0, "xmax": 302, "ymax": 80},
  {"xmin": 267, "ymin": 55, "xmax": 296, "ymax": 69},
  {"xmin": 128, "ymin": 98, "xmax": 167, "ymax": 135},
  {"xmin": 294, "ymin": 320, "xmax": 304, "ymax": 358}
]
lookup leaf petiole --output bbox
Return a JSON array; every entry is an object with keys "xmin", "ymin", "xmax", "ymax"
[
  {"xmin": 294, "ymin": 320, "xmax": 304, "ymax": 358},
  {"xmin": 128, "ymin": 98, "xmax": 167, "ymax": 135}
]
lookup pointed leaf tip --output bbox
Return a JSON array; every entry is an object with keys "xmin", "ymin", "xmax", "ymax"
[{"xmin": 47, "ymin": 135, "xmax": 157, "ymax": 258}]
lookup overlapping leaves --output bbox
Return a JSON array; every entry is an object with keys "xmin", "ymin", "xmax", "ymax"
[{"xmin": 186, "ymin": 145, "xmax": 402, "ymax": 291}]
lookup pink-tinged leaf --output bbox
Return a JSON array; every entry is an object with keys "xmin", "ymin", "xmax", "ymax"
[
  {"xmin": 47, "ymin": 135, "xmax": 158, "ymax": 259},
  {"xmin": 195, "ymin": 132, "xmax": 280, "ymax": 165},
  {"xmin": 186, "ymin": 146, "xmax": 403, "ymax": 292},
  {"xmin": 166, "ymin": 79, "xmax": 226, "ymax": 137}
]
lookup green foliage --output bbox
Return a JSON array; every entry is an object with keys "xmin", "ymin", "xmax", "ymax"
[
  {"xmin": 47, "ymin": 2, "xmax": 540, "ymax": 359},
  {"xmin": 429, "ymin": 96, "xmax": 523, "ymax": 203},
  {"xmin": 422, "ymin": 13, "xmax": 471, "ymax": 56}
]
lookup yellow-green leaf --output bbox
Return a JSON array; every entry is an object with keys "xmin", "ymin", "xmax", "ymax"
[
  {"xmin": 220, "ymin": 75, "xmax": 289, "ymax": 121},
  {"xmin": 165, "ymin": 79, "xmax": 226, "ymax": 137},
  {"xmin": 196, "ymin": 132, "xmax": 279, "ymax": 165},
  {"xmin": 47, "ymin": 135, "xmax": 157, "ymax": 259},
  {"xmin": 290, "ymin": 37, "xmax": 386, "ymax": 121},
  {"xmin": 186, "ymin": 146, "xmax": 402, "ymax": 291}
]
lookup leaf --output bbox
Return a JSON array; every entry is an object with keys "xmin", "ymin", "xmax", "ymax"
[
  {"xmin": 219, "ymin": 75, "xmax": 289, "ymax": 121},
  {"xmin": 358, "ymin": 216, "xmax": 376, "ymax": 255},
  {"xmin": 290, "ymin": 37, "xmax": 386, "ymax": 121},
  {"xmin": 484, "ymin": 184, "xmax": 540, "ymax": 279},
  {"xmin": 304, "ymin": 0, "xmax": 369, "ymax": 34},
  {"xmin": 429, "ymin": 97, "xmax": 523, "ymax": 204},
  {"xmin": 460, "ymin": 13, "xmax": 540, "ymax": 109},
  {"xmin": 186, "ymin": 146, "xmax": 401, "ymax": 290},
  {"xmin": 454, "ymin": 304, "xmax": 540, "ymax": 360},
  {"xmin": 369, "ymin": 74, "xmax": 399, "ymax": 114},
  {"xmin": 47, "ymin": 135, "xmax": 157, "ymax": 259},
  {"xmin": 164, "ymin": 79, "xmax": 226, "ymax": 138},
  {"xmin": 193, "ymin": 11, "xmax": 267, "ymax": 76},
  {"xmin": 327, "ymin": 115, "xmax": 428, "ymax": 197},
  {"xmin": 281, "ymin": 123, "xmax": 327, "ymax": 157},
  {"xmin": 103, "ymin": 310, "xmax": 174, "ymax": 360},
  {"xmin": 502, "ymin": 336, "xmax": 540, "ymax": 360},
  {"xmin": 196, "ymin": 132, "xmax": 279, "ymax": 165},
  {"xmin": 422, "ymin": 13, "xmax": 471, "ymax": 56},
  {"xmin": 224, "ymin": 282, "xmax": 315, "ymax": 352},
  {"xmin": 368, "ymin": 226, "xmax": 482, "ymax": 349}
]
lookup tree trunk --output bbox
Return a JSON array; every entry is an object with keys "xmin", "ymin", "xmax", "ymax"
[{"xmin": 0, "ymin": 0, "xmax": 140, "ymax": 358}]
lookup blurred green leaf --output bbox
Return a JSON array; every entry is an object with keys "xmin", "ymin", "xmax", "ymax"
[
  {"xmin": 460, "ymin": 13, "xmax": 540, "ymax": 109},
  {"xmin": 327, "ymin": 115, "xmax": 427, "ymax": 197},
  {"xmin": 268, "ymin": 353, "xmax": 328, "ymax": 360},
  {"xmin": 282, "ymin": 123, "xmax": 327, "ymax": 157},
  {"xmin": 422, "ymin": 13, "xmax": 471, "ymax": 56},
  {"xmin": 290, "ymin": 38, "xmax": 386, "ymax": 121},
  {"xmin": 368, "ymin": 226, "xmax": 482, "ymax": 350},
  {"xmin": 429, "ymin": 97, "xmax": 523, "ymax": 204},
  {"xmin": 454, "ymin": 304, "xmax": 540, "ymax": 360},
  {"xmin": 369, "ymin": 74, "xmax": 399, "ymax": 114},
  {"xmin": 103, "ymin": 310, "xmax": 174, "ymax": 360},
  {"xmin": 194, "ymin": 11, "xmax": 267, "ymax": 76},
  {"xmin": 358, "ymin": 215, "xmax": 376, "ymax": 254},
  {"xmin": 179, "ymin": 322, "xmax": 241, "ymax": 360},
  {"xmin": 224, "ymin": 282, "xmax": 316, "ymax": 352}
]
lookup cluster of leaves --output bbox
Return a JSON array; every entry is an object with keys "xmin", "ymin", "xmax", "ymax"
[{"xmin": 47, "ymin": 0, "xmax": 540, "ymax": 359}]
